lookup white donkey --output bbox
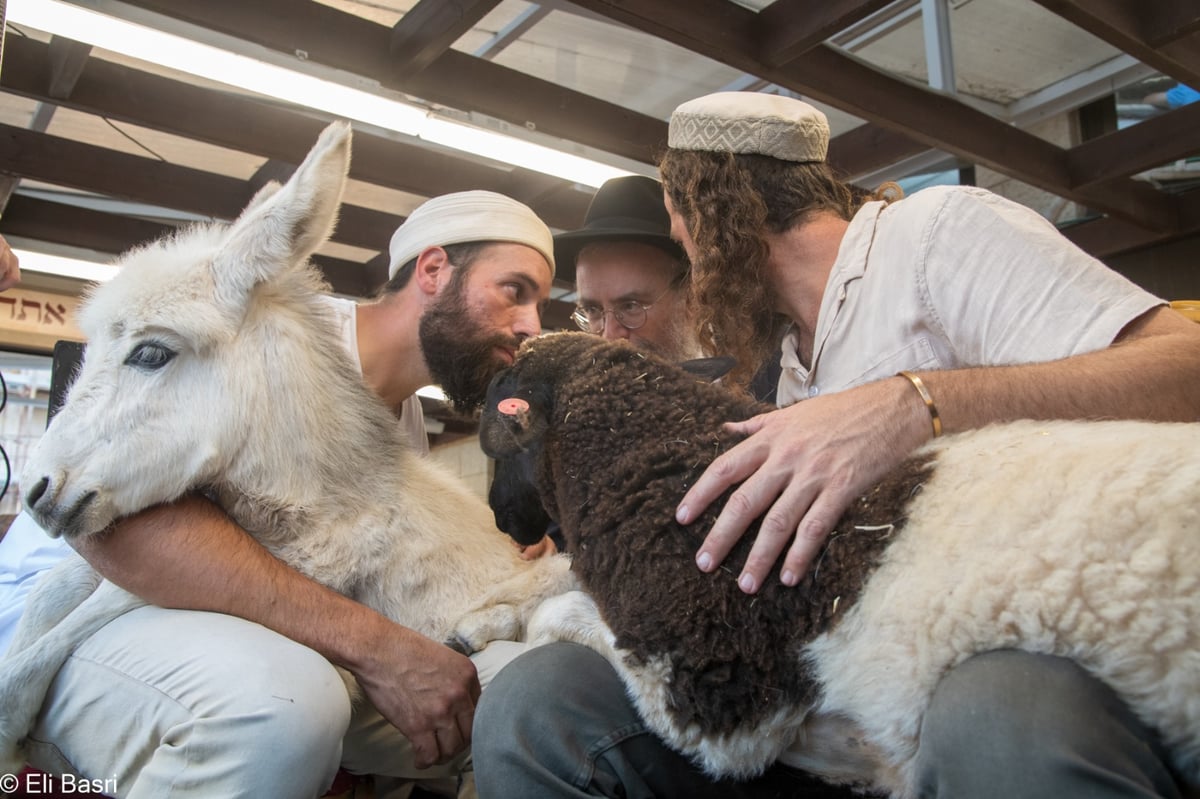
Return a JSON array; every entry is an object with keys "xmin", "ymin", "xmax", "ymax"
[{"xmin": 0, "ymin": 121, "xmax": 574, "ymax": 772}]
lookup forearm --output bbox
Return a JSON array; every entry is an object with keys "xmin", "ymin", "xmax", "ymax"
[
  {"xmin": 913, "ymin": 307, "xmax": 1200, "ymax": 434},
  {"xmin": 70, "ymin": 494, "xmax": 396, "ymax": 671}
]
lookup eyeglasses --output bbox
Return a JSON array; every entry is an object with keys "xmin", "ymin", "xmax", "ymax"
[{"xmin": 572, "ymin": 285, "xmax": 676, "ymax": 333}]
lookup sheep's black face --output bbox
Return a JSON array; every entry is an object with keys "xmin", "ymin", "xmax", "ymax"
[
  {"xmin": 488, "ymin": 453, "xmax": 552, "ymax": 545},
  {"xmin": 480, "ymin": 362, "xmax": 559, "ymax": 545}
]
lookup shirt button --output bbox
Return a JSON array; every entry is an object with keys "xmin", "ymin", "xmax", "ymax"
[
  {"xmin": 837, "ymin": 285, "xmax": 847, "ymax": 302},
  {"xmin": 808, "ymin": 386, "xmax": 821, "ymax": 397}
]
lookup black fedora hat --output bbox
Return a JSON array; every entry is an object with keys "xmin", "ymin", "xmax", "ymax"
[{"xmin": 554, "ymin": 175, "xmax": 685, "ymax": 285}]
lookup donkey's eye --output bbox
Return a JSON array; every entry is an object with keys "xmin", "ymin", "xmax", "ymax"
[{"xmin": 124, "ymin": 341, "xmax": 177, "ymax": 371}]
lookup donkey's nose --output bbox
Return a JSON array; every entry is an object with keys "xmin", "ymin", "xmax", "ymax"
[{"xmin": 25, "ymin": 475, "xmax": 50, "ymax": 509}]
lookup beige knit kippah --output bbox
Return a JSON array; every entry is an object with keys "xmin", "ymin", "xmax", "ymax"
[
  {"xmin": 668, "ymin": 91, "xmax": 830, "ymax": 163},
  {"xmin": 388, "ymin": 190, "xmax": 555, "ymax": 279}
]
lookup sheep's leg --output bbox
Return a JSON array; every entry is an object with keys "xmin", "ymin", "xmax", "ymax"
[
  {"xmin": 0, "ymin": 577, "xmax": 145, "ymax": 773},
  {"xmin": 523, "ymin": 590, "xmax": 615, "ymax": 653},
  {"xmin": 778, "ymin": 712, "xmax": 894, "ymax": 790}
]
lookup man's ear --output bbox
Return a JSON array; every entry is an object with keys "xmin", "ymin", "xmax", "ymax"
[
  {"xmin": 413, "ymin": 246, "xmax": 451, "ymax": 297},
  {"xmin": 679, "ymin": 355, "xmax": 736, "ymax": 383}
]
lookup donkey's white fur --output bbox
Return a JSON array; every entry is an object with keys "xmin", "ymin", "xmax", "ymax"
[
  {"xmin": 0, "ymin": 121, "xmax": 573, "ymax": 772},
  {"xmin": 525, "ymin": 419, "xmax": 1200, "ymax": 796}
]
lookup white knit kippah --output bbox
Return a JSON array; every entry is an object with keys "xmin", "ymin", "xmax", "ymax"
[
  {"xmin": 388, "ymin": 190, "xmax": 555, "ymax": 279},
  {"xmin": 668, "ymin": 91, "xmax": 830, "ymax": 163}
]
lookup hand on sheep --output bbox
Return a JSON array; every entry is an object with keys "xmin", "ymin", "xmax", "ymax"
[
  {"xmin": 351, "ymin": 624, "xmax": 482, "ymax": 768},
  {"xmin": 676, "ymin": 376, "xmax": 931, "ymax": 594},
  {"xmin": 516, "ymin": 534, "xmax": 558, "ymax": 560}
]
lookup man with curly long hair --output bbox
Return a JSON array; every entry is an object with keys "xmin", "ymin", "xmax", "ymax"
[{"xmin": 473, "ymin": 93, "xmax": 1199, "ymax": 798}]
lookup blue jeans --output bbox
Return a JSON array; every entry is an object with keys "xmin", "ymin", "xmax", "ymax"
[{"xmin": 473, "ymin": 643, "xmax": 1184, "ymax": 798}]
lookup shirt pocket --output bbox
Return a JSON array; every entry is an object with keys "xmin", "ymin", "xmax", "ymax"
[{"xmin": 842, "ymin": 337, "xmax": 941, "ymax": 389}]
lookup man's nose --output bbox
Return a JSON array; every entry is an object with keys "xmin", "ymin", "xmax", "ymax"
[
  {"xmin": 513, "ymin": 304, "xmax": 543, "ymax": 340},
  {"xmin": 601, "ymin": 314, "xmax": 631, "ymax": 340}
]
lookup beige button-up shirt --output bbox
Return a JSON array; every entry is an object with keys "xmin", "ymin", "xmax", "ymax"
[{"xmin": 777, "ymin": 186, "xmax": 1161, "ymax": 407}]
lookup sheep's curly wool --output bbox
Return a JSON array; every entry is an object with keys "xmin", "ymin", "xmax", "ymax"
[{"xmin": 484, "ymin": 332, "xmax": 932, "ymax": 736}]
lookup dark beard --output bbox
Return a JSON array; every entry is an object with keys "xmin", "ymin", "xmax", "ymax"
[{"xmin": 419, "ymin": 283, "xmax": 520, "ymax": 416}]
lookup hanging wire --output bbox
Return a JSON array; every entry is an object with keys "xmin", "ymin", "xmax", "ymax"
[
  {"xmin": 0, "ymin": 370, "xmax": 9, "ymax": 503},
  {"xmin": 101, "ymin": 117, "xmax": 169, "ymax": 162}
]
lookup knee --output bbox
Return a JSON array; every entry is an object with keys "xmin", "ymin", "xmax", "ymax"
[
  {"xmin": 922, "ymin": 650, "xmax": 1111, "ymax": 758},
  {"xmin": 191, "ymin": 645, "xmax": 352, "ymax": 765},
  {"xmin": 37, "ymin": 608, "xmax": 352, "ymax": 795},
  {"xmin": 474, "ymin": 642, "xmax": 634, "ymax": 764},
  {"xmin": 476, "ymin": 642, "xmax": 600, "ymax": 739},
  {"xmin": 917, "ymin": 650, "xmax": 1175, "ymax": 797}
]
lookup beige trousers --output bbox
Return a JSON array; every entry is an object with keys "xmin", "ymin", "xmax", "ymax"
[{"xmin": 25, "ymin": 605, "xmax": 526, "ymax": 798}]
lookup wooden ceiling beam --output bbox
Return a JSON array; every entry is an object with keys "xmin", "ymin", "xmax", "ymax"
[
  {"xmin": 1026, "ymin": 0, "xmax": 1200, "ymax": 88},
  {"xmin": 757, "ymin": 0, "xmax": 896, "ymax": 67},
  {"xmin": 389, "ymin": 0, "xmax": 503, "ymax": 81},
  {"xmin": 0, "ymin": 36, "xmax": 591, "ymax": 230},
  {"xmin": 1138, "ymin": 2, "xmax": 1200, "ymax": 48},
  {"xmin": 1061, "ymin": 191, "xmax": 1200, "ymax": 259},
  {"xmin": 825, "ymin": 120, "xmax": 930, "ymax": 182},
  {"xmin": 116, "ymin": 0, "xmax": 668, "ymax": 167},
  {"xmin": 46, "ymin": 37, "xmax": 91, "ymax": 99},
  {"xmin": 0, "ymin": 195, "xmax": 173, "ymax": 257},
  {"xmin": 566, "ymin": 0, "xmax": 1176, "ymax": 232},
  {"xmin": 115, "ymin": 0, "xmax": 931, "ymax": 197},
  {"xmin": 0, "ymin": 195, "xmax": 378, "ymax": 296},
  {"xmin": 1066, "ymin": 102, "xmax": 1200, "ymax": 189},
  {"xmin": 0, "ymin": 123, "xmax": 403, "ymax": 252}
]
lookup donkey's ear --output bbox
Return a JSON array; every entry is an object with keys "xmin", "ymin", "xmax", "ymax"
[
  {"xmin": 243, "ymin": 180, "xmax": 283, "ymax": 212},
  {"xmin": 212, "ymin": 121, "xmax": 352, "ymax": 303}
]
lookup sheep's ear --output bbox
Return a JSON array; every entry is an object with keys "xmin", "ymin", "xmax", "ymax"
[
  {"xmin": 679, "ymin": 355, "xmax": 736, "ymax": 383},
  {"xmin": 479, "ymin": 392, "xmax": 550, "ymax": 458},
  {"xmin": 212, "ymin": 120, "xmax": 352, "ymax": 307}
]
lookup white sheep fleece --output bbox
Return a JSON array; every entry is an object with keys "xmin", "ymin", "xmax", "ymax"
[{"xmin": 795, "ymin": 418, "xmax": 1200, "ymax": 796}]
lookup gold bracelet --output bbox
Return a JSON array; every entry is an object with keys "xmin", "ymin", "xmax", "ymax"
[{"xmin": 897, "ymin": 371, "xmax": 942, "ymax": 438}]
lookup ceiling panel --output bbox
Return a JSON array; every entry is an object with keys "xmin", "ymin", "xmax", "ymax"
[
  {"xmin": 0, "ymin": 0, "xmax": 1196, "ymax": 311},
  {"xmin": 852, "ymin": 0, "xmax": 1122, "ymax": 104}
]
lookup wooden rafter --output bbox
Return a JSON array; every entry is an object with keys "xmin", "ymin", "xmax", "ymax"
[
  {"xmin": 388, "ymin": 0, "xmax": 504, "ymax": 81},
  {"xmin": 564, "ymin": 0, "xmax": 1181, "ymax": 232},
  {"xmin": 115, "ymin": 0, "xmax": 921, "ymax": 183},
  {"xmin": 1026, "ymin": 0, "xmax": 1200, "ymax": 88},
  {"xmin": 0, "ymin": 36, "xmax": 592, "ymax": 231},
  {"xmin": 756, "ymin": 0, "xmax": 896, "ymax": 67}
]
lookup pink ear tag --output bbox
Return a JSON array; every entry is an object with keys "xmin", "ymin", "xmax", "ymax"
[{"xmin": 497, "ymin": 397, "xmax": 530, "ymax": 416}]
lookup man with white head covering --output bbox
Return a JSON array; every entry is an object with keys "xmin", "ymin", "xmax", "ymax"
[
  {"xmin": 473, "ymin": 92, "xmax": 1198, "ymax": 798},
  {"xmin": 11, "ymin": 190, "xmax": 556, "ymax": 797}
]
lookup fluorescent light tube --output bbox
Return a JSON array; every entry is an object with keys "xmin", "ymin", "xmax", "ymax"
[
  {"xmin": 13, "ymin": 248, "xmax": 118, "ymax": 282},
  {"xmin": 8, "ymin": 0, "xmax": 427, "ymax": 135},
  {"xmin": 8, "ymin": 0, "xmax": 636, "ymax": 186},
  {"xmin": 420, "ymin": 117, "xmax": 633, "ymax": 188}
]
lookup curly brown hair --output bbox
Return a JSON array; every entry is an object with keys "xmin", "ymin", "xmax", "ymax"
[{"xmin": 659, "ymin": 149, "xmax": 897, "ymax": 388}]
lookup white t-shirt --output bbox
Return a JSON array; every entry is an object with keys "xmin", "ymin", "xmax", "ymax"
[
  {"xmin": 0, "ymin": 294, "xmax": 428, "ymax": 655},
  {"xmin": 777, "ymin": 185, "xmax": 1162, "ymax": 406}
]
